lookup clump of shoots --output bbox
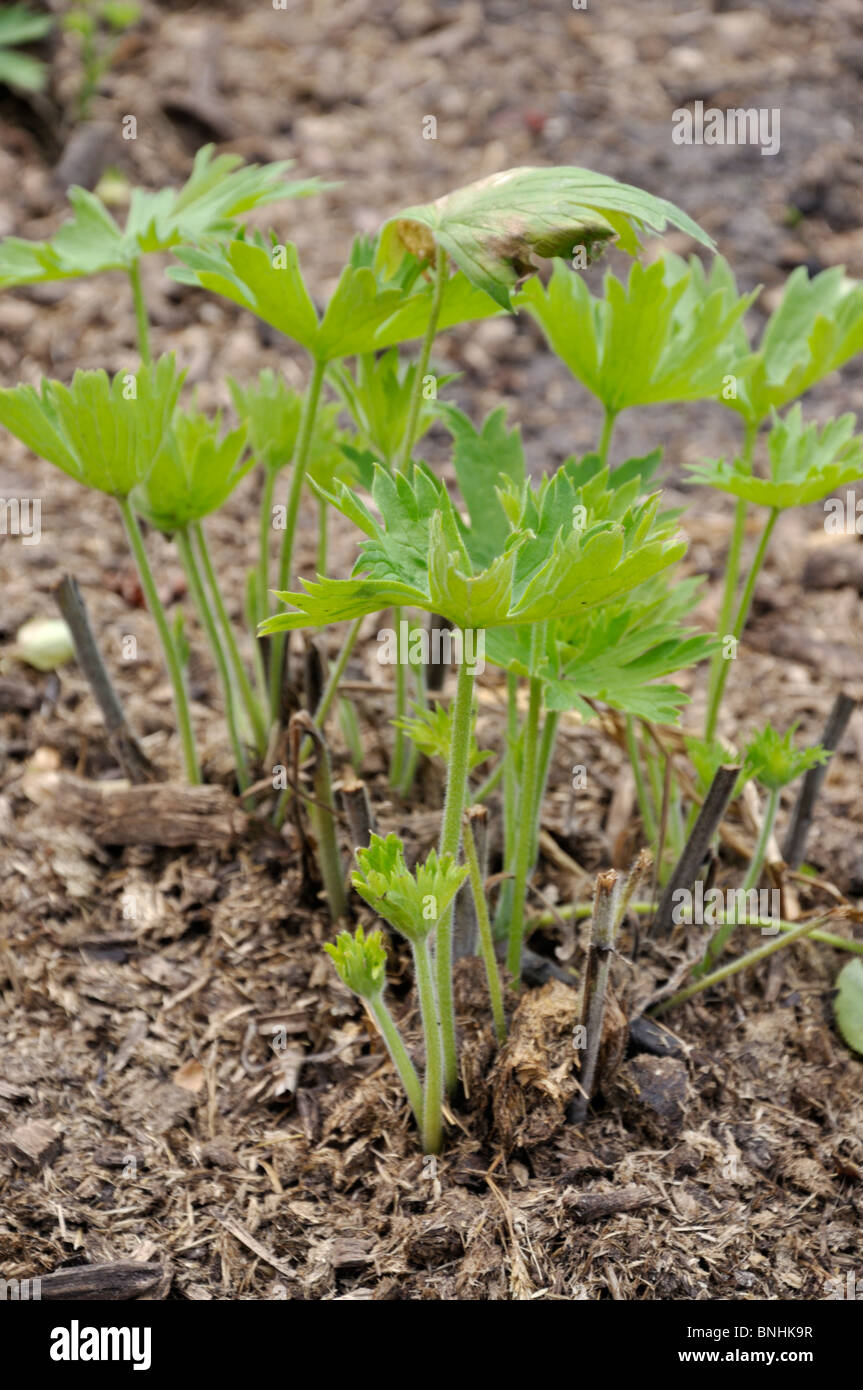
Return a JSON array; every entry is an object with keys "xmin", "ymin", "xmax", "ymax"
[
  {"xmin": 350, "ymin": 834, "xmax": 468, "ymax": 1152},
  {"xmin": 324, "ymin": 926, "xmax": 423, "ymax": 1129}
]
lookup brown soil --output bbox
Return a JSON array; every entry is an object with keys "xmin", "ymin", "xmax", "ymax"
[{"xmin": 1, "ymin": 0, "xmax": 862, "ymax": 1301}]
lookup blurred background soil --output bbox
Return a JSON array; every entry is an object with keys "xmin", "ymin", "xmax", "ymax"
[{"xmin": 0, "ymin": 0, "xmax": 862, "ymax": 1300}]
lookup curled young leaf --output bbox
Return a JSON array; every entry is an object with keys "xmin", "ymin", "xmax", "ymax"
[{"xmin": 379, "ymin": 166, "xmax": 713, "ymax": 309}]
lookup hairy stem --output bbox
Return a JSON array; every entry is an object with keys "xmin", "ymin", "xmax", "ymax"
[
  {"xmin": 436, "ymin": 642, "xmax": 477, "ymax": 1092},
  {"xmin": 412, "ymin": 935, "xmax": 443, "ymax": 1154},
  {"xmin": 118, "ymin": 498, "xmax": 200, "ymax": 784},
  {"xmin": 705, "ymin": 420, "xmax": 758, "ymax": 739},
  {"xmin": 258, "ymin": 466, "xmax": 277, "ymax": 626},
  {"xmin": 317, "ymin": 495, "xmax": 328, "ymax": 578},
  {"xmin": 463, "ymin": 812, "xmax": 506, "ymax": 1043},
  {"xmin": 626, "ymin": 714, "xmax": 657, "ymax": 844},
  {"xmin": 176, "ymin": 527, "xmax": 251, "ymax": 794},
  {"xmin": 390, "ymin": 607, "xmax": 408, "ymax": 788},
  {"xmin": 368, "ymin": 993, "xmax": 423, "ymax": 1128},
  {"xmin": 506, "ymin": 626, "xmax": 545, "ymax": 981},
  {"xmin": 128, "ymin": 260, "xmax": 151, "ymax": 366},
  {"xmin": 398, "ymin": 243, "xmax": 448, "ymax": 472},
  {"xmin": 597, "ymin": 405, "xmax": 617, "ymax": 467}
]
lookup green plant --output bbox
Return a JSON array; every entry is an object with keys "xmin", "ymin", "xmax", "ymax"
[
  {"xmin": 0, "ymin": 3, "xmax": 52, "ymax": 93},
  {"xmin": 691, "ymin": 407, "xmax": 863, "ymax": 737},
  {"xmin": 61, "ymin": 0, "xmax": 141, "ymax": 119},
  {"xmin": 519, "ymin": 253, "xmax": 756, "ymax": 463},
  {"xmin": 0, "ymin": 146, "xmax": 324, "ymax": 362},
  {"xmin": 700, "ymin": 265, "xmax": 863, "ymax": 740},
  {"xmin": 131, "ymin": 408, "xmax": 263, "ymax": 782},
  {"xmin": 0, "ymin": 358, "xmax": 203, "ymax": 778},
  {"xmin": 5, "ymin": 152, "xmax": 862, "ymax": 1153},
  {"xmin": 350, "ymin": 834, "xmax": 468, "ymax": 1151},
  {"xmin": 324, "ymin": 925, "xmax": 424, "ymax": 1125}
]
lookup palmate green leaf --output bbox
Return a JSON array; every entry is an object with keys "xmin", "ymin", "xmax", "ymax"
[
  {"xmin": 261, "ymin": 454, "xmax": 686, "ymax": 636},
  {"xmin": 439, "ymin": 404, "xmax": 526, "ymax": 567},
  {"xmin": 378, "ymin": 166, "xmax": 713, "ymax": 310},
  {"xmin": 172, "ymin": 236, "xmax": 500, "ymax": 360},
  {"xmin": 687, "ymin": 406, "xmax": 863, "ymax": 510},
  {"xmin": 519, "ymin": 255, "xmax": 756, "ymax": 413},
  {"xmin": 324, "ymin": 925, "xmax": 388, "ymax": 1000},
  {"xmin": 130, "ymin": 408, "xmax": 251, "ymax": 532},
  {"xmin": 228, "ymin": 369, "xmax": 303, "ymax": 471},
  {"xmin": 486, "ymin": 574, "xmax": 712, "ymax": 721},
  {"xmin": 393, "ymin": 700, "xmax": 491, "ymax": 771},
  {"xmin": 0, "ymin": 146, "xmax": 324, "ymax": 288},
  {"xmin": 0, "ymin": 356, "xmax": 183, "ymax": 497},
  {"xmin": 743, "ymin": 722, "xmax": 828, "ymax": 792},
  {"xmin": 729, "ymin": 265, "xmax": 863, "ymax": 425},
  {"xmin": 352, "ymin": 833, "xmax": 468, "ymax": 943}
]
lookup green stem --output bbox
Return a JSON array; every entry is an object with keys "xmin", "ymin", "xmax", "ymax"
[
  {"xmin": 742, "ymin": 785, "xmax": 780, "ymax": 893},
  {"xmin": 506, "ymin": 627, "xmax": 545, "ymax": 981},
  {"xmin": 698, "ymin": 786, "xmax": 780, "ymax": 975},
  {"xmin": 398, "ymin": 647, "xmax": 425, "ymax": 796},
  {"xmin": 472, "ymin": 753, "xmax": 505, "ymax": 804},
  {"xmin": 436, "ymin": 641, "xmax": 477, "ymax": 1093},
  {"xmin": 128, "ymin": 260, "xmax": 151, "ymax": 366},
  {"xmin": 653, "ymin": 914, "xmax": 830, "ymax": 1015},
  {"xmin": 526, "ymin": 897, "xmax": 863, "ymax": 956},
  {"xmin": 118, "ymin": 498, "xmax": 200, "ymax": 784},
  {"xmin": 317, "ymin": 496, "xmax": 328, "ymax": 577},
  {"xmin": 528, "ymin": 709, "xmax": 560, "ymax": 871},
  {"xmin": 598, "ymin": 406, "xmax": 617, "ymax": 467},
  {"xmin": 398, "ymin": 243, "xmax": 448, "ymax": 472},
  {"xmin": 258, "ymin": 466, "xmax": 277, "ymax": 626},
  {"xmin": 733, "ymin": 507, "xmax": 779, "ymax": 644},
  {"xmin": 269, "ymin": 356, "xmax": 327, "ymax": 723},
  {"xmin": 390, "ymin": 607, "xmax": 408, "ymax": 788},
  {"xmin": 193, "ymin": 521, "xmax": 267, "ymax": 757},
  {"xmin": 626, "ymin": 714, "xmax": 657, "ymax": 843},
  {"xmin": 176, "ymin": 527, "xmax": 250, "ymax": 794},
  {"xmin": 706, "ymin": 505, "xmax": 778, "ymax": 741},
  {"xmin": 368, "ymin": 994, "xmax": 424, "ymax": 1128},
  {"xmin": 412, "ymin": 936, "xmax": 443, "ymax": 1154},
  {"xmin": 463, "ymin": 814, "xmax": 506, "ymax": 1043},
  {"xmin": 495, "ymin": 670, "xmax": 520, "ymax": 931},
  {"xmin": 705, "ymin": 421, "xmax": 758, "ymax": 739}
]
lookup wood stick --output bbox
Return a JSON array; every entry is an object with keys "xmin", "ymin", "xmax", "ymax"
[
  {"xmin": 568, "ymin": 869, "xmax": 619, "ymax": 1125},
  {"xmin": 55, "ymin": 575, "xmax": 160, "ymax": 783},
  {"xmin": 782, "ymin": 693, "xmax": 857, "ymax": 869},
  {"xmin": 652, "ymin": 764, "xmax": 740, "ymax": 937},
  {"xmin": 340, "ymin": 777, "xmax": 377, "ymax": 851}
]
